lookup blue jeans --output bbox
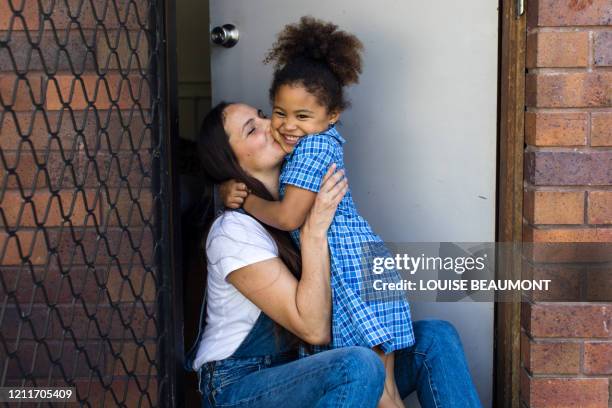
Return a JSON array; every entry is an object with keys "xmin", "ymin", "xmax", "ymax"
[
  {"xmin": 395, "ymin": 319, "xmax": 483, "ymax": 407},
  {"xmin": 193, "ymin": 317, "xmax": 482, "ymax": 407},
  {"xmin": 199, "ymin": 346, "xmax": 385, "ymax": 407}
]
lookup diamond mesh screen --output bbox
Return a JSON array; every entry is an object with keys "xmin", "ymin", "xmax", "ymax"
[{"xmin": 0, "ymin": 0, "xmax": 177, "ymax": 405}]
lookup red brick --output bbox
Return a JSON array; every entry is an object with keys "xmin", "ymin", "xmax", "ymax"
[
  {"xmin": 524, "ymin": 112, "xmax": 587, "ymax": 146},
  {"xmin": 0, "ymin": 74, "xmax": 44, "ymax": 111},
  {"xmin": 0, "ymin": 230, "xmax": 48, "ymax": 265},
  {"xmin": 522, "ymin": 370, "xmax": 608, "ymax": 408},
  {"xmin": 524, "ymin": 190, "xmax": 584, "ymax": 225},
  {"xmin": 0, "ymin": 341, "xmax": 58, "ymax": 379},
  {"xmin": 584, "ymin": 342, "xmax": 612, "ymax": 374},
  {"xmin": 1, "ymin": 150, "xmax": 153, "ymax": 192},
  {"xmin": 588, "ymin": 191, "xmax": 612, "ymax": 224},
  {"xmin": 1, "ymin": 190, "xmax": 100, "ymax": 227},
  {"xmin": 52, "ymin": 227, "xmax": 154, "ymax": 266},
  {"xmin": 0, "ymin": 110, "xmax": 152, "ymax": 153},
  {"xmin": 0, "ymin": 150, "xmax": 82, "ymax": 190},
  {"xmin": 106, "ymin": 265, "xmax": 156, "ymax": 303},
  {"xmin": 0, "ymin": 340, "xmax": 153, "ymax": 379},
  {"xmin": 520, "ymin": 367, "xmax": 530, "ymax": 405},
  {"xmin": 80, "ymin": 109, "xmax": 153, "ymax": 153},
  {"xmin": 2, "ymin": 304, "xmax": 158, "ymax": 340},
  {"xmin": 525, "ymin": 225, "xmax": 612, "ymax": 243},
  {"xmin": 522, "ymin": 333, "xmax": 580, "ymax": 374},
  {"xmin": 522, "ymin": 224, "xmax": 612, "ymax": 262},
  {"xmin": 112, "ymin": 342, "xmax": 156, "ymax": 376},
  {"xmin": 528, "ymin": 0, "xmax": 612, "ymax": 27},
  {"xmin": 100, "ymin": 189, "xmax": 154, "ymax": 227},
  {"xmin": 594, "ymin": 31, "xmax": 612, "ymax": 67},
  {"xmin": 3, "ymin": 266, "xmax": 110, "ymax": 304},
  {"xmin": 1, "ymin": 303, "xmax": 54, "ymax": 341},
  {"xmin": 525, "ymin": 151, "xmax": 612, "ymax": 185},
  {"xmin": 522, "ymin": 261, "xmax": 583, "ymax": 301},
  {"xmin": 45, "ymin": 74, "xmax": 151, "ymax": 111},
  {"xmin": 526, "ymin": 31, "xmax": 589, "ymax": 68},
  {"xmin": 0, "ymin": 0, "xmax": 41, "ymax": 31},
  {"xmin": 1, "ymin": 110, "xmax": 50, "ymax": 152},
  {"xmin": 97, "ymin": 30, "xmax": 150, "ymax": 71},
  {"xmin": 58, "ymin": 304, "xmax": 158, "ymax": 340},
  {"xmin": 521, "ymin": 331, "xmax": 531, "ymax": 370},
  {"xmin": 0, "ymin": 30, "xmax": 96, "ymax": 73},
  {"xmin": 591, "ymin": 112, "xmax": 612, "ymax": 146},
  {"xmin": 526, "ymin": 72, "xmax": 612, "ymax": 108},
  {"xmin": 586, "ymin": 265, "xmax": 612, "ymax": 301},
  {"xmin": 0, "ymin": 0, "xmax": 150, "ymax": 31},
  {"xmin": 73, "ymin": 376, "xmax": 158, "ymax": 407},
  {"xmin": 10, "ymin": 340, "xmax": 157, "ymax": 379},
  {"xmin": 524, "ymin": 303, "xmax": 611, "ymax": 338},
  {"xmin": 80, "ymin": 151, "xmax": 153, "ymax": 188}
]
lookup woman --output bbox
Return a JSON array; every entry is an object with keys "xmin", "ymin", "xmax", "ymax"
[{"xmin": 185, "ymin": 102, "xmax": 483, "ymax": 408}]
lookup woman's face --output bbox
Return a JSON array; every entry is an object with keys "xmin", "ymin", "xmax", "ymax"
[{"xmin": 224, "ymin": 103, "xmax": 287, "ymax": 175}]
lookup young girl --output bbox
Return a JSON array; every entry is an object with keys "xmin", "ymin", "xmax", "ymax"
[{"xmin": 221, "ymin": 17, "xmax": 413, "ymax": 408}]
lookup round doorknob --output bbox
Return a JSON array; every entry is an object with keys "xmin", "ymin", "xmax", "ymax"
[{"xmin": 211, "ymin": 24, "xmax": 239, "ymax": 48}]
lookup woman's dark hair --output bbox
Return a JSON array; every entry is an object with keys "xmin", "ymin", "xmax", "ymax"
[
  {"xmin": 264, "ymin": 16, "xmax": 363, "ymax": 112},
  {"xmin": 197, "ymin": 102, "xmax": 302, "ymax": 278},
  {"xmin": 197, "ymin": 102, "xmax": 305, "ymax": 350}
]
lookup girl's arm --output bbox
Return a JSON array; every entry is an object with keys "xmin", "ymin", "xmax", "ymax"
[
  {"xmin": 227, "ymin": 166, "xmax": 347, "ymax": 344},
  {"xmin": 243, "ymin": 185, "xmax": 317, "ymax": 231},
  {"xmin": 243, "ymin": 135, "xmax": 340, "ymax": 231}
]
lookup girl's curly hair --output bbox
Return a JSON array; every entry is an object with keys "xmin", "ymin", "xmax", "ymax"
[{"xmin": 264, "ymin": 16, "xmax": 363, "ymax": 112}]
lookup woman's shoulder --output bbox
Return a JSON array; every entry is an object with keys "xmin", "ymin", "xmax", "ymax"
[
  {"xmin": 206, "ymin": 210, "xmax": 278, "ymax": 271},
  {"xmin": 208, "ymin": 210, "xmax": 269, "ymax": 240}
]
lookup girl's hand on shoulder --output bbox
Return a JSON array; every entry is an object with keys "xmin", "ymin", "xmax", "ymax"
[
  {"xmin": 219, "ymin": 179, "xmax": 250, "ymax": 209},
  {"xmin": 301, "ymin": 163, "xmax": 347, "ymax": 238}
]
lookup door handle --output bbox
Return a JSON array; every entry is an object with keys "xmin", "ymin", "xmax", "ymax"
[{"xmin": 211, "ymin": 24, "xmax": 240, "ymax": 48}]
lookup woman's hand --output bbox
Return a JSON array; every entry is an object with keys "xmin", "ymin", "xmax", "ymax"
[
  {"xmin": 301, "ymin": 163, "xmax": 348, "ymax": 239},
  {"xmin": 219, "ymin": 179, "xmax": 249, "ymax": 209},
  {"xmin": 228, "ymin": 164, "xmax": 345, "ymax": 346}
]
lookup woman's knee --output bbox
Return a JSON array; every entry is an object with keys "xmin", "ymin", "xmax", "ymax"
[
  {"xmin": 413, "ymin": 319, "xmax": 463, "ymax": 354},
  {"xmin": 331, "ymin": 346, "xmax": 385, "ymax": 391}
]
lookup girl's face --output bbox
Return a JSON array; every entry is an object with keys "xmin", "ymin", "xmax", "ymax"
[
  {"xmin": 224, "ymin": 103, "xmax": 286, "ymax": 175},
  {"xmin": 271, "ymin": 84, "xmax": 340, "ymax": 153}
]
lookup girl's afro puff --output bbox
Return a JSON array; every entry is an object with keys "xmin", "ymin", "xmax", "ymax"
[{"xmin": 264, "ymin": 16, "xmax": 363, "ymax": 87}]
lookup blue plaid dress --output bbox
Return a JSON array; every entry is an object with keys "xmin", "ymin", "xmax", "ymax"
[{"xmin": 279, "ymin": 125, "xmax": 415, "ymax": 354}]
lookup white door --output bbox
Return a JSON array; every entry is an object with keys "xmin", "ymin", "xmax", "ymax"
[{"xmin": 210, "ymin": 2, "xmax": 498, "ymax": 406}]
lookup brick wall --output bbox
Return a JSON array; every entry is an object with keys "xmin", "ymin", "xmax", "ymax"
[
  {"xmin": 522, "ymin": 0, "xmax": 611, "ymax": 407},
  {"xmin": 0, "ymin": 0, "xmax": 159, "ymax": 405}
]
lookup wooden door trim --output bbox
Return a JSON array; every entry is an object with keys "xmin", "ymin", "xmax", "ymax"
[{"xmin": 495, "ymin": 0, "xmax": 526, "ymax": 407}]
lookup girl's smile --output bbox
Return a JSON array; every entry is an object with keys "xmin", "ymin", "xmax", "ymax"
[{"xmin": 271, "ymin": 84, "xmax": 340, "ymax": 153}]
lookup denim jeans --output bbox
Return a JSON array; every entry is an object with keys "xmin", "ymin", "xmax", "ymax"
[
  {"xmin": 395, "ymin": 319, "xmax": 483, "ymax": 407},
  {"xmin": 189, "ymin": 312, "xmax": 482, "ymax": 407},
  {"xmin": 199, "ymin": 346, "xmax": 385, "ymax": 407}
]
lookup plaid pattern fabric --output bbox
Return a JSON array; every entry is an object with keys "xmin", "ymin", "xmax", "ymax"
[{"xmin": 280, "ymin": 125, "xmax": 415, "ymax": 355}]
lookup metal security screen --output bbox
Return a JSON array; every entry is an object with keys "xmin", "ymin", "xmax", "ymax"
[{"xmin": 0, "ymin": 0, "xmax": 179, "ymax": 405}]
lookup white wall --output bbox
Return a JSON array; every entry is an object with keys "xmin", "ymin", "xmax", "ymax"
[{"xmin": 210, "ymin": 2, "xmax": 499, "ymax": 406}]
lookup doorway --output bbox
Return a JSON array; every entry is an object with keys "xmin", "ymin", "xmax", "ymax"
[{"xmin": 177, "ymin": 2, "xmax": 503, "ymax": 407}]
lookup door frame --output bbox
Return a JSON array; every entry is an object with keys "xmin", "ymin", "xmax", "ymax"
[
  {"xmin": 175, "ymin": 0, "xmax": 527, "ymax": 406},
  {"xmin": 495, "ymin": 0, "xmax": 526, "ymax": 407}
]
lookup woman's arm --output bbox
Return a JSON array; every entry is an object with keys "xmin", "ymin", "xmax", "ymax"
[
  {"xmin": 227, "ymin": 165, "xmax": 347, "ymax": 344},
  {"xmin": 242, "ymin": 185, "xmax": 315, "ymax": 231}
]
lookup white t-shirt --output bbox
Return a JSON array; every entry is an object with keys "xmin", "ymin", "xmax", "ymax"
[{"xmin": 192, "ymin": 211, "xmax": 278, "ymax": 371}]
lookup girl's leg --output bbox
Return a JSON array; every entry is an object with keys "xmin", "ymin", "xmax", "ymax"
[
  {"xmin": 393, "ymin": 320, "xmax": 483, "ymax": 408},
  {"xmin": 374, "ymin": 349, "xmax": 405, "ymax": 408},
  {"xmin": 211, "ymin": 346, "xmax": 385, "ymax": 408}
]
